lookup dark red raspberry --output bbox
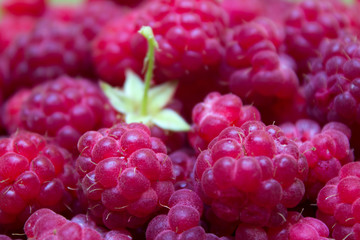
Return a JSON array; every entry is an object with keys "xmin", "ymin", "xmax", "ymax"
[
  {"xmin": 87, "ymin": 0, "xmax": 144, "ymax": 7},
  {"xmin": 304, "ymin": 35, "xmax": 360, "ymax": 127},
  {"xmin": 222, "ymin": 17, "xmax": 299, "ymax": 107},
  {"xmin": 0, "ymin": 16, "xmax": 36, "ymax": 55},
  {"xmin": 316, "ymin": 162, "xmax": 360, "ymax": 239},
  {"xmin": 0, "ymin": 131, "xmax": 78, "ymax": 231},
  {"xmin": 284, "ymin": 0, "xmax": 356, "ymax": 71},
  {"xmin": 281, "ymin": 120, "xmax": 354, "ymax": 201},
  {"xmin": 4, "ymin": 13, "xmax": 91, "ymax": 94},
  {"xmin": 93, "ymin": 0, "xmax": 228, "ymax": 86},
  {"xmin": 267, "ymin": 211, "xmax": 329, "ymax": 240},
  {"xmin": 24, "ymin": 208, "xmax": 132, "ymax": 240},
  {"xmin": 189, "ymin": 92, "xmax": 261, "ymax": 151},
  {"xmin": 2, "ymin": 0, "xmax": 46, "ymax": 17},
  {"xmin": 195, "ymin": 121, "xmax": 308, "ymax": 226},
  {"xmin": 76, "ymin": 123, "xmax": 175, "ymax": 230},
  {"xmin": 2, "ymin": 76, "xmax": 119, "ymax": 154}
]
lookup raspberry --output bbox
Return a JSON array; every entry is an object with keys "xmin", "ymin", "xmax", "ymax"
[
  {"xmin": 0, "ymin": 131, "xmax": 78, "ymax": 230},
  {"xmin": 316, "ymin": 162, "xmax": 360, "ymax": 239},
  {"xmin": 2, "ymin": 76, "xmax": 119, "ymax": 154},
  {"xmin": 304, "ymin": 35, "xmax": 360, "ymax": 127},
  {"xmin": 87, "ymin": 0, "xmax": 144, "ymax": 7},
  {"xmin": 76, "ymin": 123, "xmax": 175, "ymax": 229},
  {"xmin": 195, "ymin": 121, "xmax": 308, "ymax": 226},
  {"xmin": 24, "ymin": 208, "xmax": 132, "ymax": 240},
  {"xmin": 4, "ymin": 13, "xmax": 91, "ymax": 93},
  {"xmin": 284, "ymin": 0, "xmax": 356, "ymax": 71},
  {"xmin": 222, "ymin": 17, "xmax": 299, "ymax": 107},
  {"xmin": 0, "ymin": 16, "xmax": 36, "ymax": 55},
  {"xmin": 1, "ymin": 0, "xmax": 46, "ymax": 17},
  {"xmin": 189, "ymin": 92, "xmax": 261, "ymax": 151},
  {"xmin": 267, "ymin": 211, "xmax": 329, "ymax": 240},
  {"xmin": 280, "ymin": 120, "xmax": 354, "ymax": 201},
  {"xmin": 93, "ymin": 0, "xmax": 228, "ymax": 85}
]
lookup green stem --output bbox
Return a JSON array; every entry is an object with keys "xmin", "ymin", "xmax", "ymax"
[{"xmin": 139, "ymin": 26, "xmax": 159, "ymax": 116}]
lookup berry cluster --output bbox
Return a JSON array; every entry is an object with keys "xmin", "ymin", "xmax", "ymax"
[{"xmin": 1, "ymin": 0, "xmax": 360, "ymax": 239}]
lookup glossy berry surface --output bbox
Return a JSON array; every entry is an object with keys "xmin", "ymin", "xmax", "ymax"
[
  {"xmin": 76, "ymin": 123, "xmax": 175, "ymax": 229},
  {"xmin": 0, "ymin": 131, "xmax": 78, "ymax": 230},
  {"xmin": 195, "ymin": 121, "xmax": 308, "ymax": 226}
]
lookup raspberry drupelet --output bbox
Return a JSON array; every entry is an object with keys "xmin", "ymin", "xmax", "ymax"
[
  {"xmin": 2, "ymin": 76, "xmax": 119, "ymax": 154},
  {"xmin": 280, "ymin": 120, "xmax": 354, "ymax": 201},
  {"xmin": 76, "ymin": 122, "xmax": 175, "ymax": 230},
  {"xmin": 0, "ymin": 131, "xmax": 78, "ymax": 231},
  {"xmin": 194, "ymin": 121, "xmax": 308, "ymax": 227}
]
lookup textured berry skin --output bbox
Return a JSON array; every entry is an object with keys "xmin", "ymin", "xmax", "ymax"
[
  {"xmin": 281, "ymin": 120, "xmax": 354, "ymax": 201},
  {"xmin": 1, "ymin": 0, "xmax": 46, "ymax": 17},
  {"xmin": 4, "ymin": 15, "xmax": 91, "ymax": 94},
  {"xmin": 195, "ymin": 121, "xmax": 308, "ymax": 226},
  {"xmin": 0, "ymin": 16, "xmax": 36, "ymax": 55},
  {"xmin": 222, "ymin": 17, "xmax": 299, "ymax": 107},
  {"xmin": 76, "ymin": 123, "xmax": 175, "ymax": 229},
  {"xmin": 316, "ymin": 162, "xmax": 360, "ymax": 239},
  {"xmin": 189, "ymin": 92, "xmax": 261, "ymax": 151},
  {"xmin": 304, "ymin": 36, "xmax": 360, "ymax": 127},
  {"xmin": 87, "ymin": 0, "xmax": 144, "ymax": 7},
  {"xmin": 25, "ymin": 209, "xmax": 132, "ymax": 240},
  {"xmin": 267, "ymin": 211, "xmax": 329, "ymax": 240},
  {"xmin": 221, "ymin": 0, "xmax": 261, "ymax": 27},
  {"xmin": 0, "ymin": 131, "xmax": 78, "ymax": 230},
  {"xmin": 93, "ymin": 0, "xmax": 228, "ymax": 85},
  {"xmin": 284, "ymin": 0, "xmax": 357, "ymax": 72},
  {"xmin": 2, "ymin": 76, "xmax": 119, "ymax": 154},
  {"xmin": 169, "ymin": 149, "xmax": 196, "ymax": 190}
]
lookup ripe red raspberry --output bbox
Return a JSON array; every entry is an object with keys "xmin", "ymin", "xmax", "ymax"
[
  {"xmin": 281, "ymin": 120, "xmax": 354, "ymax": 201},
  {"xmin": 0, "ymin": 16, "xmax": 36, "ymax": 55},
  {"xmin": 87, "ymin": 0, "xmax": 144, "ymax": 7},
  {"xmin": 222, "ymin": 17, "xmax": 299, "ymax": 107},
  {"xmin": 24, "ymin": 209, "xmax": 132, "ymax": 240},
  {"xmin": 4, "ymin": 14, "xmax": 91, "ymax": 93},
  {"xmin": 284, "ymin": 0, "xmax": 356, "ymax": 70},
  {"xmin": 0, "ymin": 131, "xmax": 78, "ymax": 230},
  {"xmin": 316, "ymin": 162, "xmax": 360, "ymax": 239},
  {"xmin": 189, "ymin": 92, "xmax": 261, "ymax": 151},
  {"xmin": 2, "ymin": 76, "xmax": 119, "ymax": 154},
  {"xmin": 76, "ymin": 123, "xmax": 175, "ymax": 230},
  {"xmin": 267, "ymin": 211, "xmax": 329, "ymax": 240},
  {"xmin": 195, "ymin": 121, "xmax": 308, "ymax": 226},
  {"xmin": 1, "ymin": 0, "xmax": 46, "ymax": 17},
  {"xmin": 93, "ymin": 0, "xmax": 228, "ymax": 86}
]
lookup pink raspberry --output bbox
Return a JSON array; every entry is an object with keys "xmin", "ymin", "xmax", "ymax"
[
  {"xmin": 4, "ymin": 13, "xmax": 91, "ymax": 93},
  {"xmin": 93, "ymin": 0, "xmax": 228, "ymax": 85},
  {"xmin": 169, "ymin": 149, "xmax": 196, "ymax": 190},
  {"xmin": 24, "ymin": 209, "xmax": 132, "ymax": 240},
  {"xmin": 281, "ymin": 120, "xmax": 354, "ymax": 201},
  {"xmin": 316, "ymin": 162, "xmax": 360, "ymax": 239},
  {"xmin": 189, "ymin": 92, "xmax": 261, "ymax": 151},
  {"xmin": 87, "ymin": 0, "xmax": 144, "ymax": 7},
  {"xmin": 221, "ymin": 0, "xmax": 262, "ymax": 26},
  {"xmin": 267, "ymin": 211, "xmax": 329, "ymax": 240},
  {"xmin": 2, "ymin": 76, "xmax": 119, "ymax": 154},
  {"xmin": 195, "ymin": 121, "xmax": 308, "ymax": 226},
  {"xmin": 0, "ymin": 131, "xmax": 78, "ymax": 230},
  {"xmin": 76, "ymin": 123, "xmax": 175, "ymax": 229},
  {"xmin": 222, "ymin": 17, "xmax": 299, "ymax": 107}
]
